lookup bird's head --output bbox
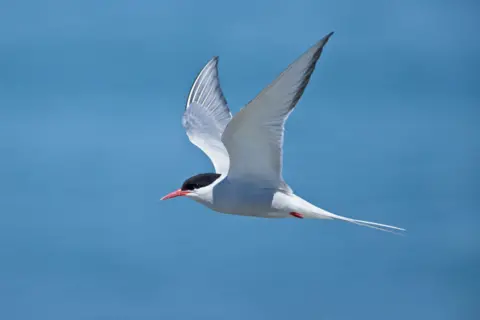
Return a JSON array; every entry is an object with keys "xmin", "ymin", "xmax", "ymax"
[{"xmin": 161, "ymin": 173, "xmax": 221, "ymax": 200}]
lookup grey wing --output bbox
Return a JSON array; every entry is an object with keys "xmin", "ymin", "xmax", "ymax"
[
  {"xmin": 221, "ymin": 33, "xmax": 333, "ymax": 191},
  {"xmin": 182, "ymin": 57, "xmax": 232, "ymax": 174}
]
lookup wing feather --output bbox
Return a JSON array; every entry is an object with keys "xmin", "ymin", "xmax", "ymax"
[
  {"xmin": 221, "ymin": 33, "xmax": 334, "ymax": 191},
  {"xmin": 183, "ymin": 57, "xmax": 232, "ymax": 173}
]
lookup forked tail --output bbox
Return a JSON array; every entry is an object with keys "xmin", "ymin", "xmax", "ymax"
[
  {"xmin": 315, "ymin": 209, "xmax": 405, "ymax": 234},
  {"xmin": 287, "ymin": 194, "xmax": 405, "ymax": 234}
]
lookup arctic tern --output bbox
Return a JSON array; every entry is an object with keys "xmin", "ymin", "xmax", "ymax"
[{"xmin": 161, "ymin": 32, "xmax": 404, "ymax": 233}]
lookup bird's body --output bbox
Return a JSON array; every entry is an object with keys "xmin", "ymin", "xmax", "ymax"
[
  {"xmin": 187, "ymin": 175, "xmax": 309, "ymax": 218},
  {"xmin": 161, "ymin": 32, "xmax": 405, "ymax": 233}
]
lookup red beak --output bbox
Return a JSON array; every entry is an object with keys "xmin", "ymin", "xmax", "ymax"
[{"xmin": 161, "ymin": 189, "xmax": 190, "ymax": 200}]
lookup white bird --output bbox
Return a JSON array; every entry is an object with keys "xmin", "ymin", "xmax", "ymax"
[{"xmin": 161, "ymin": 32, "xmax": 404, "ymax": 233}]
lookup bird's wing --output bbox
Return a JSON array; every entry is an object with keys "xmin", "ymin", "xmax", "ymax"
[
  {"xmin": 182, "ymin": 57, "xmax": 232, "ymax": 174},
  {"xmin": 221, "ymin": 33, "xmax": 333, "ymax": 192}
]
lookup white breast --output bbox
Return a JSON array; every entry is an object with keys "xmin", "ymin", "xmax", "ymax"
[{"xmin": 197, "ymin": 177, "xmax": 284, "ymax": 217}]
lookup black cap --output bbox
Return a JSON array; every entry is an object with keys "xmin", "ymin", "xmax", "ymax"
[{"xmin": 181, "ymin": 173, "xmax": 221, "ymax": 191}]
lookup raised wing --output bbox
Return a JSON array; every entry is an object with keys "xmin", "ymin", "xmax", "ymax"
[
  {"xmin": 221, "ymin": 32, "xmax": 333, "ymax": 192},
  {"xmin": 182, "ymin": 57, "xmax": 232, "ymax": 174}
]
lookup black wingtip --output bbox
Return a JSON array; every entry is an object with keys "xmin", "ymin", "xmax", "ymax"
[
  {"xmin": 324, "ymin": 31, "xmax": 334, "ymax": 42},
  {"xmin": 314, "ymin": 32, "xmax": 334, "ymax": 48}
]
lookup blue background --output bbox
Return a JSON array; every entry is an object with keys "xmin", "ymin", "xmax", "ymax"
[{"xmin": 1, "ymin": 0, "xmax": 478, "ymax": 319}]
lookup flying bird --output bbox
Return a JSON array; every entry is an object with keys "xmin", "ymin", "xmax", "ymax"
[{"xmin": 161, "ymin": 32, "xmax": 404, "ymax": 233}]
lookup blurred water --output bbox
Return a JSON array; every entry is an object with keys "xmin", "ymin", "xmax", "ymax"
[{"xmin": 0, "ymin": 1, "xmax": 479, "ymax": 319}]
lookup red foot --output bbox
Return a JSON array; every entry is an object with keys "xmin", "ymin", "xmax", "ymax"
[{"xmin": 290, "ymin": 212, "xmax": 304, "ymax": 219}]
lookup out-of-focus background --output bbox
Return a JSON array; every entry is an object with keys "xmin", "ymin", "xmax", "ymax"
[{"xmin": 1, "ymin": 1, "xmax": 478, "ymax": 319}]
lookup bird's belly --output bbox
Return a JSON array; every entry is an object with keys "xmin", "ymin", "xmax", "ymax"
[
  {"xmin": 207, "ymin": 180, "xmax": 283, "ymax": 217},
  {"xmin": 210, "ymin": 194, "xmax": 271, "ymax": 216}
]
